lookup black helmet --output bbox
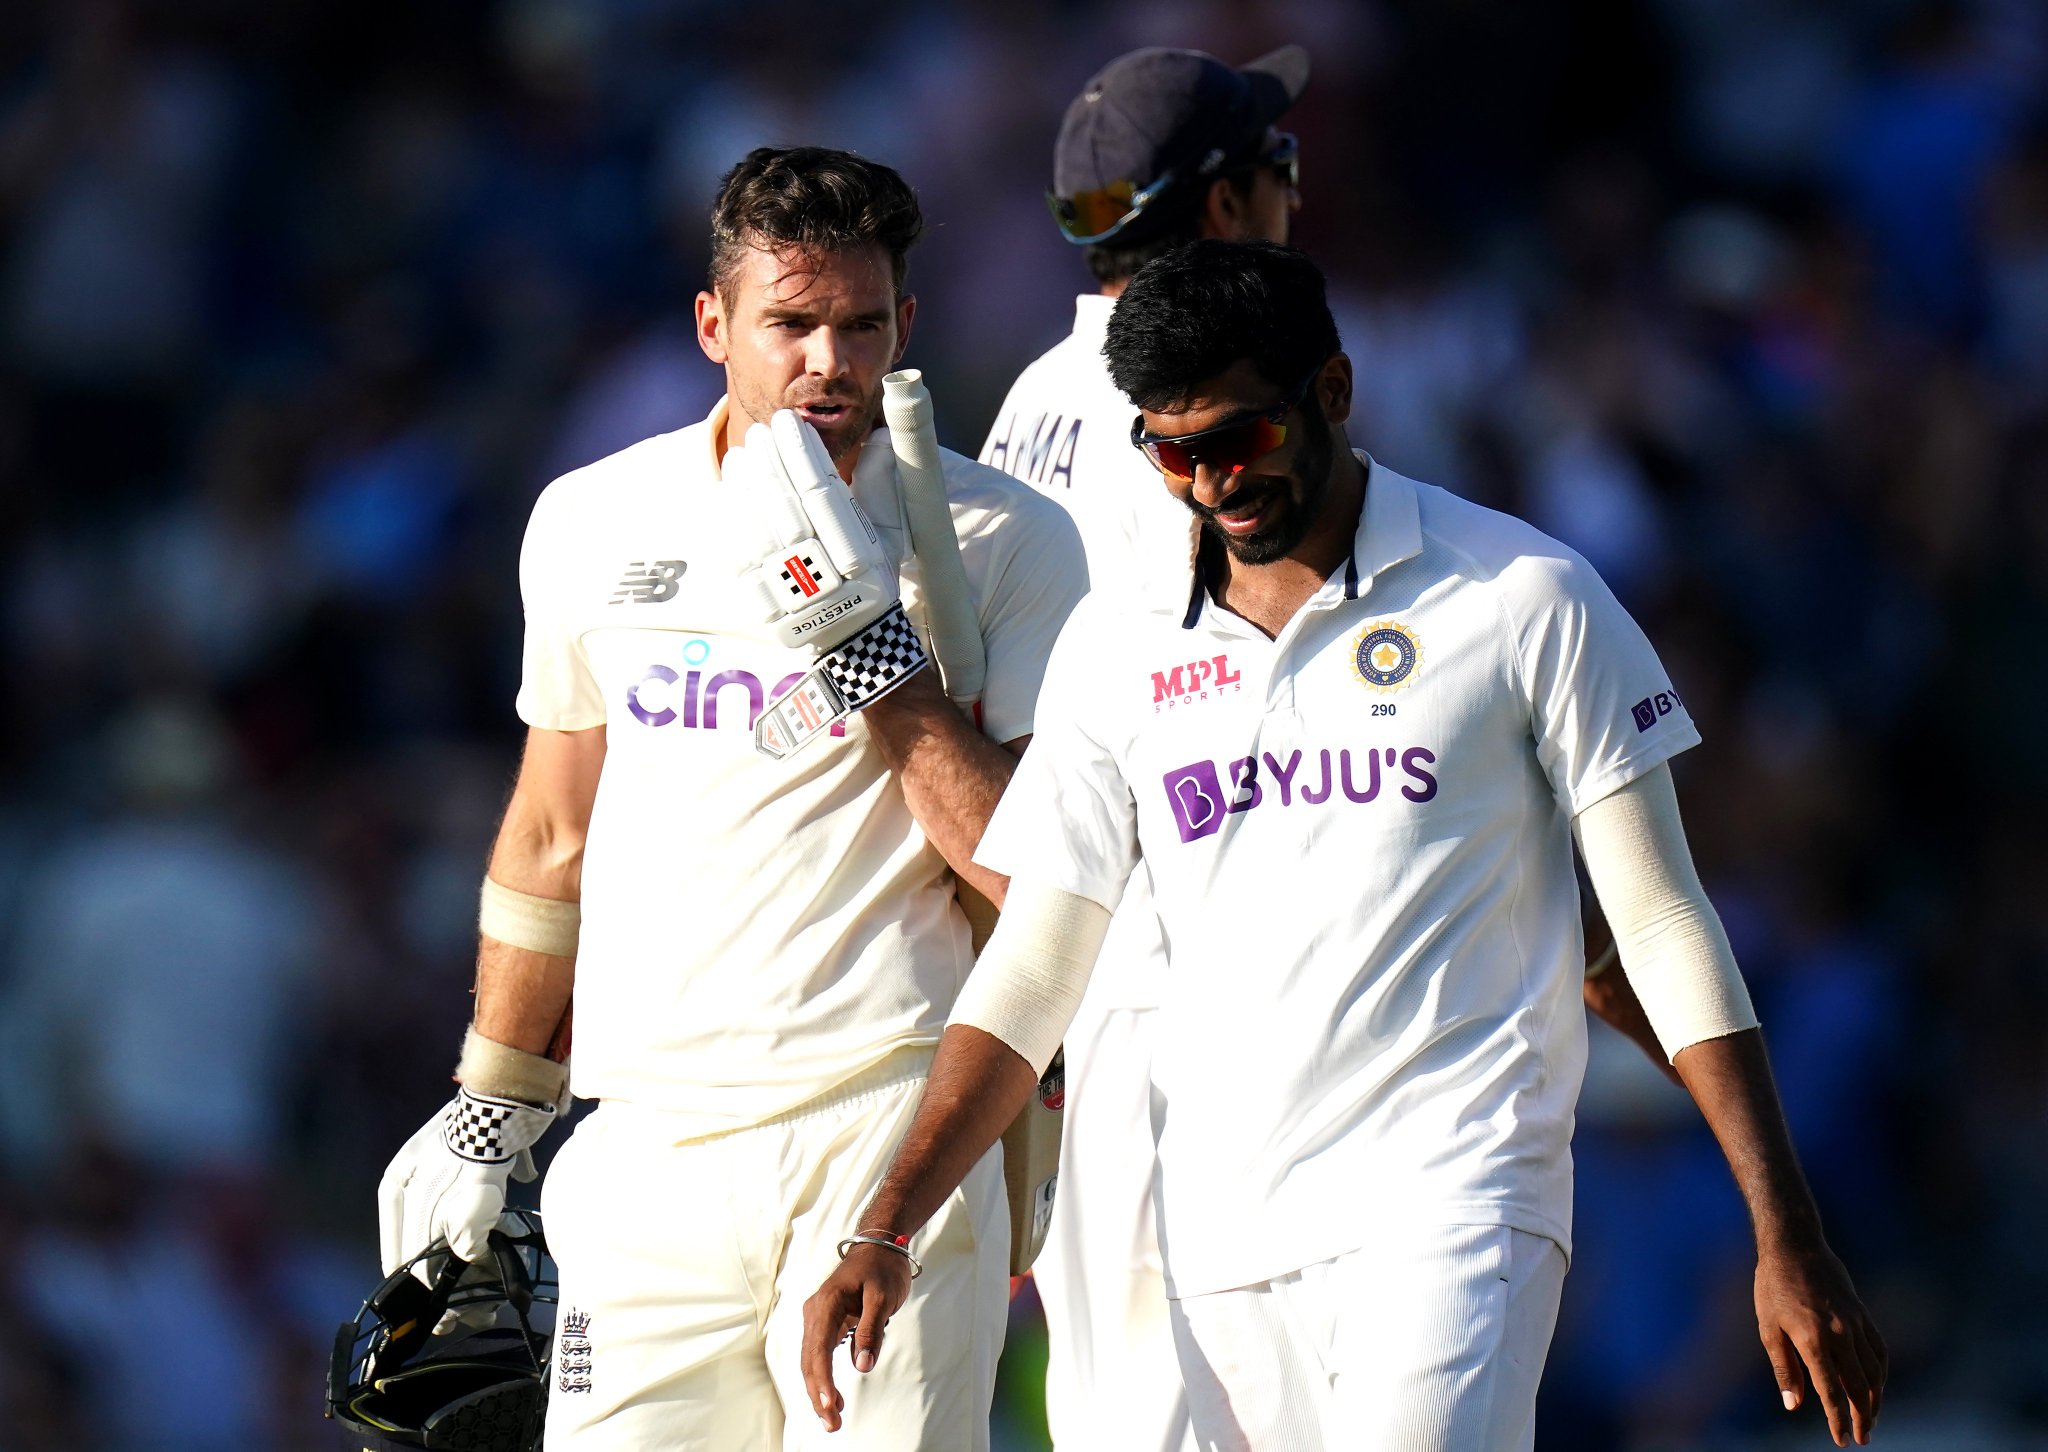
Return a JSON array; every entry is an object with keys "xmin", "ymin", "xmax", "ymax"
[{"xmin": 326, "ymin": 1209, "xmax": 556, "ymax": 1451}]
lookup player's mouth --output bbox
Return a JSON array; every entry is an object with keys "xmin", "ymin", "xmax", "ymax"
[
  {"xmin": 792, "ymin": 399, "xmax": 855, "ymax": 429},
  {"xmin": 1206, "ymin": 486, "xmax": 1279, "ymax": 536}
]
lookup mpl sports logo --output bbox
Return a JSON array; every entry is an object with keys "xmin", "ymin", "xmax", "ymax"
[
  {"xmin": 1163, "ymin": 744, "xmax": 1440, "ymax": 842},
  {"xmin": 1152, "ymin": 653, "xmax": 1243, "ymax": 712},
  {"xmin": 612, "ymin": 560, "xmax": 687, "ymax": 604},
  {"xmin": 1632, "ymin": 688, "xmax": 1683, "ymax": 732}
]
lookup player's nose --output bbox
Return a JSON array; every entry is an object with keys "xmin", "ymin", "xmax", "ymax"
[{"xmin": 803, "ymin": 328, "xmax": 847, "ymax": 379}]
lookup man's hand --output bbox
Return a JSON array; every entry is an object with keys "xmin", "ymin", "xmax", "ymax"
[
  {"xmin": 377, "ymin": 1088, "xmax": 557, "ymax": 1275},
  {"xmin": 800, "ymin": 1244, "xmax": 916, "ymax": 1432},
  {"xmin": 1754, "ymin": 1233, "xmax": 1887, "ymax": 1446},
  {"xmin": 1671, "ymin": 1028, "xmax": 1887, "ymax": 1446}
]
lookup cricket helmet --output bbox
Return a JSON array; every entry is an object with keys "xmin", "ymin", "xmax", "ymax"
[{"xmin": 326, "ymin": 1209, "xmax": 556, "ymax": 1451}]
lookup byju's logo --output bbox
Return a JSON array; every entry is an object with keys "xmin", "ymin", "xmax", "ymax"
[
  {"xmin": 1163, "ymin": 760, "xmax": 1228, "ymax": 841},
  {"xmin": 1152, "ymin": 654, "xmax": 1243, "ymax": 711},
  {"xmin": 1630, "ymin": 688, "xmax": 1682, "ymax": 732},
  {"xmin": 1163, "ymin": 744, "xmax": 1439, "ymax": 843},
  {"xmin": 612, "ymin": 560, "xmax": 687, "ymax": 604}
]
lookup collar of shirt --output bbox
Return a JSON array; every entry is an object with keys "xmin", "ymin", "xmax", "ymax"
[
  {"xmin": 1072, "ymin": 292, "xmax": 1116, "ymax": 349},
  {"xmin": 1171, "ymin": 452, "xmax": 1423, "ymax": 629}
]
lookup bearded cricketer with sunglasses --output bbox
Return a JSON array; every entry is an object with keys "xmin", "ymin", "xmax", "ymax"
[
  {"xmin": 975, "ymin": 45, "xmax": 1682, "ymax": 1452},
  {"xmin": 978, "ymin": 45, "xmax": 1306, "ymax": 1452},
  {"xmin": 805, "ymin": 241, "xmax": 1886, "ymax": 1449}
]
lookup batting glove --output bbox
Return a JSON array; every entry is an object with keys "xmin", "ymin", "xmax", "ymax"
[
  {"xmin": 377, "ymin": 1087, "xmax": 559, "ymax": 1278},
  {"xmin": 730, "ymin": 413, "xmax": 927, "ymax": 753}
]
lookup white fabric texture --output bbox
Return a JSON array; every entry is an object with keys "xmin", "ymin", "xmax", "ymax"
[
  {"xmin": 512, "ymin": 397, "xmax": 1085, "ymax": 1133},
  {"xmin": 1033, "ymin": 1002, "xmax": 1198, "ymax": 1452},
  {"xmin": 978, "ymin": 295, "xmax": 1200, "ymax": 1449},
  {"xmin": 1169, "ymin": 1225, "xmax": 1566, "ymax": 1452},
  {"xmin": 540, "ymin": 1048, "xmax": 1006, "ymax": 1451},
  {"xmin": 1573, "ymin": 765, "xmax": 1759, "ymax": 1057},
  {"xmin": 948, "ymin": 880, "xmax": 1110, "ymax": 1076},
  {"xmin": 478, "ymin": 876, "xmax": 581, "ymax": 958},
  {"xmin": 975, "ymin": 459, "xmax": 1700, "ymax": 1297}
]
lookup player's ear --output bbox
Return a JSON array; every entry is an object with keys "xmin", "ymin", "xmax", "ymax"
[
  {"xmin": 892, "ymin": 293, "xmax": 917, "ymax": 364},
  {"xmin": 1198, "ymin": 177, "xmax": 1245, "ymax": 240},
  {"xmin": 695, "ymin": 289, "xmax": 729, "ymax": 365},
  {"xmin": 1317, "ymin": 353, "xmax": 1354, "ymax": 427}
]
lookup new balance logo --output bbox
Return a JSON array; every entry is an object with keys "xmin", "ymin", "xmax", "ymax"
[{"xmin": 612, "ymin": 560, "xmax": 687, "ymax": 604}]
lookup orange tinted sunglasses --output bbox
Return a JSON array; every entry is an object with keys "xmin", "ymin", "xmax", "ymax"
[{"xmin": 1130, "ymin": 367, "xmax": 1319, "ymax": 483}]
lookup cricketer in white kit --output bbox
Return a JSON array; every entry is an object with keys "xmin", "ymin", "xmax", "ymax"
[
  {"xmin": 376, "ymin": 146, "xmax": 1086, "ymax": 1451},
  {"xmin": 979, "ymin": 45, "xmax": 1303, "ymax": 1448},
  {"xmin": 988, "ymin": 44, "xmax": 1683, "ymax": 1452},
  {"xmin": 803, "ymin": 242, "xmax": 1885, "ymax": 1451}
]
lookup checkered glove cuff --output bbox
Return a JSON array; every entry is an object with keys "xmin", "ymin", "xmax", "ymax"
[
  {"xmin": 818, "ymin": 602, "xmax": 927, "ymax": 711},
  {"xmin": 441, "ymin": 1086, "xmax": 557, "ymax": 1166}
]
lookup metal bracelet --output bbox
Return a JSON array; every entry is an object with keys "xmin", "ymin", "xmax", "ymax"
[{"xmin": 835, "ymin": 1232, "xmax": 923, "ymax": 1279}]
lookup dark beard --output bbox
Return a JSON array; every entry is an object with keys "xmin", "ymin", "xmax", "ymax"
[{"xmin": 1197, "ymin": 407, "xmax": 1336, "ymax": 565}]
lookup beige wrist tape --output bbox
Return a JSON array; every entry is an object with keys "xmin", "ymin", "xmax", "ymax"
[
  {"xmin": 456, "ymin": 1026, "xmax": 569, "ymax": 1109},
  {"xmin": 479, "ymin": 876, "xmax": 580, "ymax": 958},
  {"xmin": 949, "ymin": 880, "xmax": 1112, "ymax": 1077},
  {"xmin": 1574, "ymin": 765, "xmax": 1759, "ymax": 1059}
]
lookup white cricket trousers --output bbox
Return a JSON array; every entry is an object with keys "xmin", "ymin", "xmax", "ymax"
[
  {"xmin": 1168, "ymin": 1224, "xmax": 1566, "ymax": 1452},
  {"xmin": 540, "ymin": 1047, "xmax": 1009, "ymax": 1450},
  {"xmin": 1035, "ymin": 1003, "xmax": 1197, "ymax": 1452}
]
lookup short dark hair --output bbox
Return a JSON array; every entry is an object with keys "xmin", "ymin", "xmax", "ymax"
[
  {"xmin": 1082, "ymin": 174, "xmax": 1253, "ymax": 286},
  {"xmin": 1103, "ymin": 239, "xmax": 1340, "ymax": 410},
  {"xmin": 709, "ymin": 147, "xmax": 924, "ymax": 303}
]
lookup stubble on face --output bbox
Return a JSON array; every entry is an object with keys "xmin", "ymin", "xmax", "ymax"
[
  {"xmin": 1189, "ymin": 404, "xmax": 1335, "ymax": 565},
  {"xmin": 719, "ymin": 243, "xmax": 900, "ymax": 468}
]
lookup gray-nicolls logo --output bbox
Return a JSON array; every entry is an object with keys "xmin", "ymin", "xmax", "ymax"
[{"xmin": 612, "ymin": 560, "xmax": 687, "ymax": 604}]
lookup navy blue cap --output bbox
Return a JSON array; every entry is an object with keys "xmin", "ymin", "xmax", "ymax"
[{"xmin": 1053, "ymin": 45, "xmax": 1309, "ymax": 231}]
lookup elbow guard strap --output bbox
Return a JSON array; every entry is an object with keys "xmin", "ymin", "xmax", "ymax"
[
  {"xmin": 950, "ymin": 881, "xmax": 1112, "ymax": 1076},
  {"xmin": 478, "ymin": 876, "xmax": 580, "ymax": 958}
]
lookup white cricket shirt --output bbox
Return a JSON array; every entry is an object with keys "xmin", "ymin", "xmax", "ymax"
[
  {"xmin": 519, "ymin": 397, "xmax": 1086, "ymax": 1135},
  {"xmin": 981, "ymin": 294, "xmax": 1193, "ymax": 1011},
  {"xmin": 975, "ymin": 456, "xmax": 1700, "ymax": 1297}
]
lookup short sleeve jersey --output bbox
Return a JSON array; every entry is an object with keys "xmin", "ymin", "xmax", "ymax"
[
  {"xmin": 975, "ymin": 457, "xmax": 1700, "ymax": 1297},
  {"xmin": 980, "ymin": 295, "xmax": 1195, "ymax": 1009},
  {"xmin": 519, "ymin": 398, "xmax": 1087, "ymax": 1134}
]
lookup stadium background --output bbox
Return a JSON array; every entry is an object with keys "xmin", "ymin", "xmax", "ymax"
[{"xmin": 0, "ymin": 0, "xmax": 2043, "ymax": 1447}]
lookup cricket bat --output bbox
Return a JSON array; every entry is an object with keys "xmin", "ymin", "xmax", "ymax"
[{"xmin": 881, "ymin": 368, "xmax": 1059, "ymax": 1274}]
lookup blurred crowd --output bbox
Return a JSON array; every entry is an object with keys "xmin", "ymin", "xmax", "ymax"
[{"xmin": 0, "ymin": 0, "xmax": 2043, "ymax": 1448}]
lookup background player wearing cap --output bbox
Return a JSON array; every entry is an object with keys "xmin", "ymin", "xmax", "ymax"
[
  {"xmin": 376, "ymin": 146, "xmax": 1086, "ymax": 1449},
  {"xmin": 804, "ymin": 242, "xmax": 1885, "ymax": 1450},
  {"xmin": 982, "ymin": 46, "xmax": 1681, "ymax": 1452}
]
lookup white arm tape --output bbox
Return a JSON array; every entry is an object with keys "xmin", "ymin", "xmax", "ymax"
[
  {"xmin": 1574, "ymin": 764, "xmax": 1760, "ymax": 1059},
  {"xmin": 949, "ymin": 880, "xmax": 1113, "ymax": 1077},
  {"xmin": 455, "ymin": 1026, "xmax": 569, "ymax": 1110},
  {"xmin": 478, "ymin": 876, "xmax": 580, "ymax": 958}
]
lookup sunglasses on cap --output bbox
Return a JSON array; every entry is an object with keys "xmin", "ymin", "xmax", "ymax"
[
  {"xmin": 1049, "ymin": 133, "xmax": 1300, "ymax": 246},
  {"xmin": 1129, "ymin": 364, "xmax": 1321, "ymax": 484}
]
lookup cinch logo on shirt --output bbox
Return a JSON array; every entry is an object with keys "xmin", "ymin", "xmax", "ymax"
[
  {"xmin": 1162, "ymin": 745, "xmax": 1439, "ymax": 843},
  {"xmin": 1152, "ymin": 654, "xmax": 1243, "ymax": 710},
  {"xmin": 627, "ymin": 654, "xmax": 845, "ymax": 739},
  {"xmin": 1631, "ymin": 688, "xmax": 1683, "ymax": 732}
]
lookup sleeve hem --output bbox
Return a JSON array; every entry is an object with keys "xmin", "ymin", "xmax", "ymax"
[{"xmin": 1564, "ymin": 725, "xmax": 1702, "ymax": 818}]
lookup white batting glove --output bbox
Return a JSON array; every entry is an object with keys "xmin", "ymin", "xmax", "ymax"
[
  {"xmin": 377, "ymin": 1087, "xmax": 558, "ymax": 1277},
  {"xmin": 729, "ymin": 411, "xmax": 928, "ymax": 757}
]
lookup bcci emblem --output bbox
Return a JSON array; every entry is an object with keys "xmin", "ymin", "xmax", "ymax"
[{"xmin": 1352, "ymin": 621, "xmax": 1422, "ymax": 692}]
